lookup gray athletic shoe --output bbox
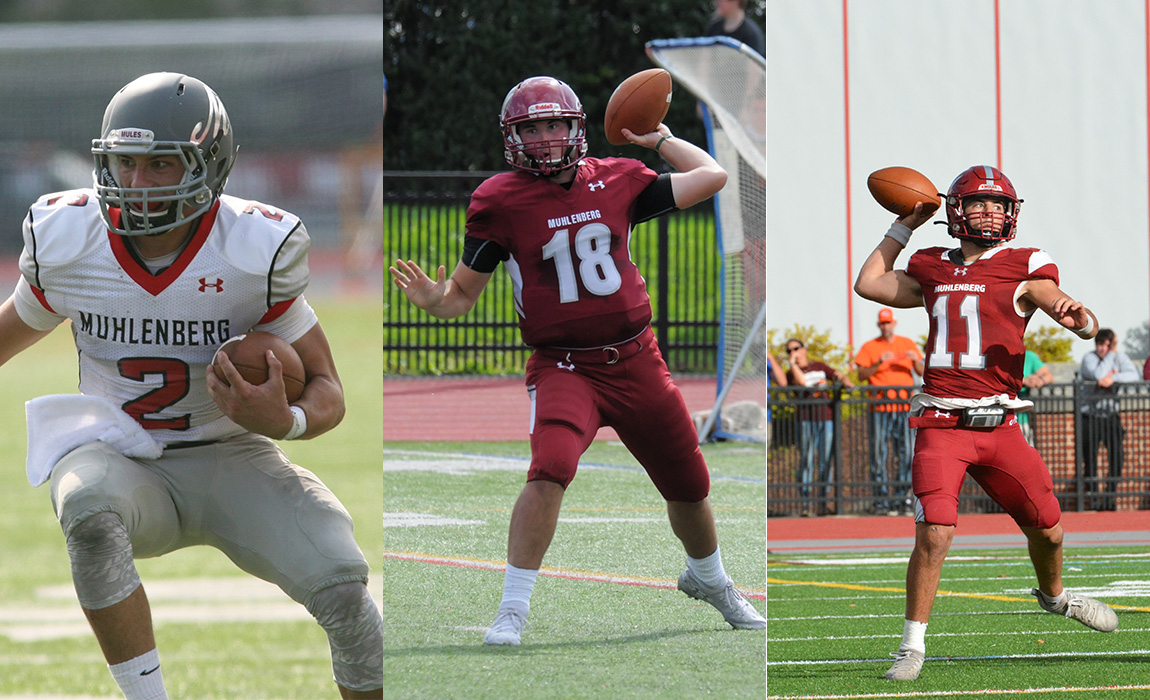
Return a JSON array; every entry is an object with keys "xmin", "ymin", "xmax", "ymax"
[
  {"xmin": 677, "ymin": 569, "xmax": 766, "ymax": 630},
  {"xmin": 885, "ymin": 649, "xmax": 925, "ymax": 680},
  {"xmin": 484, "ymin": 607, "xmax": 527, "ymax": 646},
  {"xmin": 1032, "ymin": 588, "xmax": 1118, "ymax": 632}
]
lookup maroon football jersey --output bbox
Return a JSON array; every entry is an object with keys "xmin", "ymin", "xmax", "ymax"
[
  {"xmin": 906, "ymin": 245, "xmax": 1058, "ymax": 400},
  {"xmin": 466, "ymin": 157, "xmax": 659, "ymax": 348}
]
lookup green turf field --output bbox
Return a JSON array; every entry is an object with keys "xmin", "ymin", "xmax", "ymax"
[
  {"xmin": 0, "ymin": 298, "xmax": 382, "ymax": 699},
  {"xmin": 382, "ymin": 439, "xmax": 766, "ymax": 700},
  {"xmin": 767, "ymin": 547, "xmax": 1150, "ymax": 698}
]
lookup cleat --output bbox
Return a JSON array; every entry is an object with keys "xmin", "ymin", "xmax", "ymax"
[
  {"xmin": 484, "ymin": 607, "xmax": 527, "ymax": 646},
  {"xmin": 1032, "ymin": 588, "xmax": 1118, "ymax": 632},
  {"xmin": 885, "ymin": 649, "xmax": 925, "ymax": 680},
  {"xmin": 677, "ymin": 569, "xmax": 765, "ymax": 630}
]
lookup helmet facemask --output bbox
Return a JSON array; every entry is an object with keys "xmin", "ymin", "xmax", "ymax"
[
  {"xmin": 93, "ymin": 132, "xmax": 216, "ymax": 236},
  {"xmin": 504, "ymin": 117, "xmax": 586, "ymax": 176},
  {"xmin": 953, "ymin": 195, "xmax": 1019, "ymax": 247}
]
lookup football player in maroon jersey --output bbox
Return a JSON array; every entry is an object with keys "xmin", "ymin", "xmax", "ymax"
[
  {"xmin": 855, "ymin": 165, "xmax": 1118, "ymax": 681},
  {"xmin": 390, "ymin": 76, "xmax": 764, "ymax": 645}
]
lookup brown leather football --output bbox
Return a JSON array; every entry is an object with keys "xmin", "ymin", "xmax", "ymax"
[{"xmin": 212, "ymin": 331, "xmax": 305, "ymax": 402}]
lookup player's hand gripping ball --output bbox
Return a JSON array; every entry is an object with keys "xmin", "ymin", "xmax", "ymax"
[
  {"xmin": 604, "ymin": 68, "xmax": 673, "ymax": 146},
  {"xmin": 212, "ymin": 331, "xmax": 306, "ymax": 403},
  {"xmin": 867, "ymin": 167, "xmax": 941, "ymax": 216}
]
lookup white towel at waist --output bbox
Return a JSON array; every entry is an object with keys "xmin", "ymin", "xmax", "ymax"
[{"xmin": 25, "ymin": 394, "xmax": 163, "ymax": 487}]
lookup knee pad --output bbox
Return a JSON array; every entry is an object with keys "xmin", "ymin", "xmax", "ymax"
[
  {"xmin": 305, "ymin": 582, "xmax": 383, "ymax": 692},
  {"xmin": 528, "ymin": 422, "xmax": 584, "ymax": 487},
  {"xmin": 915, "ymin": 493, "xmax": 958, "ymax": 527},
  {"xmin": 66, "ymin": 511, "xmax": 141, "ymax": 610}
]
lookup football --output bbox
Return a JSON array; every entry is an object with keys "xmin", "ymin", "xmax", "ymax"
[
  {"xmin": 604, "ymin": 68, "xmax": 673, "ymax": 146},
  {"xmin": 212, "ymin": 331, "xmax": 306, "ymax": 403},
  {"xmin": 867, "ymin": 166, "xmax": 941, "ymax": 216}
]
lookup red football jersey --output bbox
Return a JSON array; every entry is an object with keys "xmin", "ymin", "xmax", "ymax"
[
  {"xmin": 466, "ymin": 157, "xmax": 659, "ymax": 347},
  {"xmin": 906, "ymin": 245, "xmax": 1058, "ymax": 400}
]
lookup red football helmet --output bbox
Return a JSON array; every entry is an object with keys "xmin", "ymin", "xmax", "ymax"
[
  {"xmin": 500, "ymin": 76, "xmax": 587, "ymax": 175},
  {"xmin": 944, "ymin": 165, "xmax": 1023, "ymax": 245}
]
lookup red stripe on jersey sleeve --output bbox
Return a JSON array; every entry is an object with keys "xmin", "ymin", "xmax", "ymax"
[
  {"xmin": 258, "ymin": 297, "xmax": 296, "ymax": 324},
  {"xmin": 30, "ymin": 284, "xmax": 55, "ymax": 313}
]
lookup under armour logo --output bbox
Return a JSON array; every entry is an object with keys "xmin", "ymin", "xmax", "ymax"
[
  {"xmin": 953, "ymin": 268, "xmax": 968, "ymax": 276},
  {"xmin": 557, "ymin": 360, "xmax": 575, "ymax": 372},
  {"xmin": 588, "ymin": 180, "xmax": 606, "ymax": 192},
  {"xmin": 932, "ymin": 410, "xmax": 952, "ymax": 418},
  {"xmin": 198, "ymin": 278, "xmax": 224, "ymax": 293}
]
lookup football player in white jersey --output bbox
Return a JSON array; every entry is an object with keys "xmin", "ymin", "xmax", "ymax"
[{"xmin": 0, "ymin": 73, "xmax": 382, "ymax": 699}]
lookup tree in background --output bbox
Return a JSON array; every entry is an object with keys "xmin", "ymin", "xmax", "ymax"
[
  {"xmin": 1024, "ymin": 324, "xmax": 1074, "ymax": 364},
  {"xmin": 384, "ymin": 0, "xmax": 765, "ymax": 172}
]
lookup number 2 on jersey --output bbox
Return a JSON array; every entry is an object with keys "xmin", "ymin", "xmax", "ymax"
[
  {"xmin": 541, "ymin": 224, "xmax": 622, "ymax": 303},
  {"xmin": 118, "ymin": 357, "xmax": 191, "ymax": 430},
  {"xmin": 927, "ymin": 294, "xmax": 986, "ymax": 370}
]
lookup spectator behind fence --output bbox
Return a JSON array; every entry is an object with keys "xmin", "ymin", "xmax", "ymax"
[
  {"xmin": 854, "ymin": 308, "xmax": 924, "ymax": 515},
  {"xmin": 784, "ymin": 339, "xmax": 853, "ymax": 516},
  {"xmin": 1078, "ymin": 329, "xmax": 1139, "ymax": 510},
  {"xmin": 1017, "ymin": 349, "xmax": 1053, "ymax": 447},
  {"xmin": 1143, "ymin": 353, "xmax": 1150, "ymax": 380}
]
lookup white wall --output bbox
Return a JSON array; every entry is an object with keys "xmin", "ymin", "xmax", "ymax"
[{"xmin": 768, "ymin": 0, "xmax": 1150, "ymax": 363}]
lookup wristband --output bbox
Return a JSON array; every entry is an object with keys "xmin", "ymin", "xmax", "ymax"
[
  {"xmin": 654, "ymin": 135, "xmax": 672, "ymax": 154},
  {"xmin": 283, "ymin": 405, "xmax": 308, "ymax": 440},
  {"xmin": 1073, "ymin": 315, "xmax": 1096, "ymax": 339},
  {"xmin": 884, "ymin": 222, "xmax": 913, "ymax": 247}
]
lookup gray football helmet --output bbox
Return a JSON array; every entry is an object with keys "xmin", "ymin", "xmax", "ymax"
[{"xmin": 92, "ymin": 72, "xmax": 237, "ymax": 236}]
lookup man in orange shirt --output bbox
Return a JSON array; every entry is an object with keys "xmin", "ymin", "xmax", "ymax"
[{"xmin": 855, "ymin": 308, "xmax": 925, "ymax": 514}]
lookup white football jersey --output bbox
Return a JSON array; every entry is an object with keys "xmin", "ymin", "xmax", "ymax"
[{"xmin": 16, "ymin": 190, "xmax": 318, "ymax": 445}]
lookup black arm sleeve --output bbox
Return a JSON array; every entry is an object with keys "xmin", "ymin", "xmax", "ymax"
[
  {"xmin": 461, "ymin": 235, "xmax": 509, "ymax": 273},
  {"xmin": 632, "ymin": 174, "xmax": 678, "ymax": 225}
]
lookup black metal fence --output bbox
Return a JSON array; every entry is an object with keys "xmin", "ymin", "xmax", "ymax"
[
  {"xmin": 768, "ymin": 382, "xmax": 1150, "ymax": 517},
  {"xmin": 383, "ymin": 171, "xmax": 722, "ymax": 375}
]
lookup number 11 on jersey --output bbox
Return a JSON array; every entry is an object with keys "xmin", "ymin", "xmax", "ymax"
[{"xmin": 927, "ymin": 293, "xmax": 986, "ymax": 370}]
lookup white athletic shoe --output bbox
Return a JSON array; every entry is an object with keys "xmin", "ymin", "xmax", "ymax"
[
  {"xmin": 885, "ymin": 649, "xmax": 925, "ymax": 680},
  {"xmin": 484, "ymin": 607, "xmax": 527, "ymax": 646},
  {"xmin": 1032, "ymin": 588, "xmax": 1118, "ymax": 632},
  {"xmin": 677, "ymin": 569, "xmax": 766, "ymax": 630}
]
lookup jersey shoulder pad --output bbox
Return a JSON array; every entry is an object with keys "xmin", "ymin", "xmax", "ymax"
[
  {"xmin": 23, "ymin": 189, "xmax": 104, "ymax": 267},
  {"xmin": 211, "ymin": 195, "xmax": 308, "ymax": 273},
  {"xmin": 470, "ymin": 171, "xmax": 524, "ymax": 202}
]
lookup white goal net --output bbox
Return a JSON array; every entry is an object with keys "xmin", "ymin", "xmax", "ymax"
[{"xmin": 646, "ymin": 37, "xmax": 766, "ymax": 443}]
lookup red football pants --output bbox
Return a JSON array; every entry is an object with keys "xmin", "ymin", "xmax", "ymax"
[
  {"xmin": 524, "ymin": 332, "xmax": 710, "ymax": 503},
  {"xmin": 913, "ymin": 421, "xmax": 1061, "ymax": 529}
]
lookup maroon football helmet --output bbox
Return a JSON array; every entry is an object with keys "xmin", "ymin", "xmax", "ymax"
[
  {"xmin": 500, "ymin": 76, "xmax": 587, "ymax": 175},
  {"xmin": 944, "ymin": 165, "xmax": 1023, "ymax": 246}
]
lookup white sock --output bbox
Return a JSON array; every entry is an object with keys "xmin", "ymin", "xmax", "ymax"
[
  {"xmin": 108, "ymin": 648, "xmax": 167, "ymax": 700},
  {"xmin": 686, "ymin": 546, "xmax": 728, "ymax": 590},
  {"xmin": 498, "ymin": 564, "xmax": 538, "ymax": 613},
  {"xmin": 1036, "ymin": 588, "xmax": 1068, "ymax": 611},
  {"xmin": 900, "ymin": 619, "xmax": 928, "ymax": 654}
]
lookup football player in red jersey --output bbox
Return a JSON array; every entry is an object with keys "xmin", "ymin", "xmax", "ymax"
[
  {"xmin": 855, "ymin": 165, "xmax": 1118, "ymax": 681},
  {"xmin": 390, "ymin": 76, "xmax": 765, "ymax": 645}
]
